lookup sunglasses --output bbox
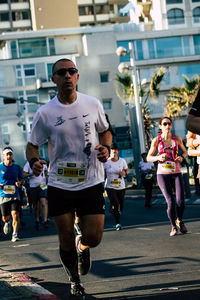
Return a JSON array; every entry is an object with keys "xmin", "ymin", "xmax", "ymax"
[
  {"xmin": 53, "ymin": 68, "xmax": 78, "ymax": 76},
  {"xmin": 162, "ymin": 122, "xmax": 172, "ymax": 126}
]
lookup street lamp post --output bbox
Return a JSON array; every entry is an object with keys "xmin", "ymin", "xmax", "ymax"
[
  {"xmin": 116, "ymin": 43, "xmax": 146, "ymax": 186},
  {"xmin": 128, "ymin": 42, "xmax": 146, "ymax": 154}
]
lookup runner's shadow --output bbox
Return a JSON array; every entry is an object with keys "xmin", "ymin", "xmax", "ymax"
[{"xmin": 38, "ymin": 281, "xmax": 98, "ymax": 300}]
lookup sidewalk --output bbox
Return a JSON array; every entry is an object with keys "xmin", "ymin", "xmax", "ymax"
[
  {"xmin": 125, "ymin": 185, "xmax": 200, "ymax": 204},
  {"xmin": 0, "ymin": 269, "xmax": 60, "ymax": 299}
]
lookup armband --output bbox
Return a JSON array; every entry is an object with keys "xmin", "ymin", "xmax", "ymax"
[
  {"xmin": 29, "ymin": 157, "xmax": 39, "ymax": 169},
  {"xmin": 103, "ymin": 145, "xmax": 111, "ymax": 156}
]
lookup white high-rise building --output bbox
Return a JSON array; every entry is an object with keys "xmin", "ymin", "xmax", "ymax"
[{"xmin": 0, "ymin": 0, "xmax": 199, "ymax": 165}]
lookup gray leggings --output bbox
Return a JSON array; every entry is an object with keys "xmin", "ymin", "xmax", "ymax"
[{"xmin": 157, "ymin": 173, "xmax": 185, "ymax": 227}]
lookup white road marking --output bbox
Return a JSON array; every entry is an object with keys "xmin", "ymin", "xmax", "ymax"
[
  {"xmin": 136, "ymin": 227, "xmax": 153, "ymax": 231},
  {"xmin": 12, "ymin": 244, "xmax": 30, "ymax": 248}
]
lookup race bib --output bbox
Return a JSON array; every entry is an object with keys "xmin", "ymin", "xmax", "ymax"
[
  {"xmin": 40, "ymin": 184, "xmax": 47, "ymax": 190},
  {"xmin": 161, "ymin": 161, "xmax": 176, "ymax": 173},
  {"xmin": 55, "ymin": 161, "xmax": 87, "ymax": 184},
  {"xmin": 110, "ymin": 179, "xmax": 122, "ymax": 188},
  {"xmin": 3, "ymin": 185, "xmax": 16, "ymax": 194}
]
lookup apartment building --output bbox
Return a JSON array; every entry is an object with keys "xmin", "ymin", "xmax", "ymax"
[
  {"xmin": 0, "ymin": 0, "xmax": 200, "ymax": 165},
  {"xmin": 0, "ymin": 0, "xmax": 130, "ymax": 32},
  {"xmin": 1, "ymin": 1, "xmax": 199, "ymax": 31}
]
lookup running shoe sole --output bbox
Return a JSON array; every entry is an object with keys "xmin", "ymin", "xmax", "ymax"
[{"xmin": 3, "ymin": 222, "xmax": 10, "ymax": 235}]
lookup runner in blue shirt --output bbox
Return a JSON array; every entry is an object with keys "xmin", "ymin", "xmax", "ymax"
[{"xmin": 0, "ymin": 147, "xmax": 23, "ymax": 242}]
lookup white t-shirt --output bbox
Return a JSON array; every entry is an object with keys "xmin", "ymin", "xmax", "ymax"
[
  {"xmin": 104, "ymin": 157, "xmax": 128, "ymax": 190},
  {"xmin": 23, "ymin": 161, "xmax": 48, "ymax": 188},
  {"xmin": 139, "ymin": 161, "xmax": 154, "ymax": 174},
  {"xmin": 29, "ymin": 92, "xmax": 109, "ymax": 191}
]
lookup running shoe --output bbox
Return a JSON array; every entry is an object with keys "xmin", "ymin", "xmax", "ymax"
[
  {"xmin": 11, "ymin": 233, "xmax": 19, "ymax": 242},
  {"xmin": 75, "ymin": 235, "xmax": 91, "ymax": 276},
  {"xmin": 70, "ymin": 282, "xmax": 85, "ymax": 299},
  {"xmin": 74, "ymin": 222, "xmax": 82, "ymax": 235},
  {"xmin": 3, "ymin": 222, "xmax": 10, "ymax": 235},
  {"xmin": 116, "ymin": 224, "xmax": 122, "ymax": 231},
  {"xmin": 170, "ymin": 226, "xmax": 178, "ymax": 237},
  {"xmin": 175, "ymin": 219, "xmax": 188, "ymax": 234}
]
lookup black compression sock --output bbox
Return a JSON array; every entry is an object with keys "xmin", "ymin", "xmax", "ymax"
[{"xmin": 60, "ymin": 247, "xmax": 80, "ymax": 283}]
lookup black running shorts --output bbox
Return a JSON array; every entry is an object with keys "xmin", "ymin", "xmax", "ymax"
[
  {"xmin": 0, "ymin": 199, "xmax": 21, "ymax": 217},
  {"xmin": 47, "ymin": 183, "xmax": 105, "ymax": 217}
]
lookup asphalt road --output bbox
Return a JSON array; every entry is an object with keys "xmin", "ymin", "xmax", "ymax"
[{"xmin": 0, "ymin": 194, "xmax": 200, "ymax": 300}]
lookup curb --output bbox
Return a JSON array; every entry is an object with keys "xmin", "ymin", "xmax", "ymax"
[
  {"xmin": 125, "ymin": 194, "xmax": 162, "ymax": 200},
  {"xmin": 0, "ymin": 269, "xmax": 60, "ymax": 299}
]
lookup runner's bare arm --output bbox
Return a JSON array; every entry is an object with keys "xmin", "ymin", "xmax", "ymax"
[{"xmin": 147, "ymin": 137, "xmax": 166, "ymax": 162}]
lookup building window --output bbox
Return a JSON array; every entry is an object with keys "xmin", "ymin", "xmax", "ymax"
[
  {"xmin": 136, "ymin": 40, "xmax": 143, "ymax": 60},
  {"xmin": 47, "ymin": 63, "xmax": 54, "ymax": 81},
  {"xmin": 11, "ymin": 0, "xmax": 29, "ymax": 2},
  {"xmin": 0, "ymin": 12, "xmax": 9, "ymax": 21},
  {"xmin": 0, "ymin": 0, "xmax": 8, "ymax": 3},
  {"xmin": 24, "ymin": 64, "xmax": 35, "ymax": 77},
  {"xmin": 148, "ymin": 40, "xmax": 156, "ymax": 59},
  {"xmin": 156, "ymin": 36, "xmax": 182, "ymax": 58},
  {"xmin": 100, "ymin": 72, "xmax": 109, "ymax": 83},
  {"xmin": 11, "ymin": 38, "xmax": 55, "ymax": 58},
  {"xmin": 193, "ymin": 7, "xmax": 200, "ymax": 23},
  {"xmin": 12, "ymin": 10, "xmax": 29, "ymax": 21},
  {"xmin": 167, "ymin": 8, "xmax": 184, "ymax": 25},
  {"xmin": 166, "ymin": 0, "xmax": 183, "ymax": 3},
  {"xmin": 178, "ymin": 64, "xmax": 200, "ymax": 84},
  {"xmin": 102, "ymin": 99, "xmax": 112, "ymax": 110},
  {"xmin": 193, "ymin": 35, "xmax": 200, "ymax": 54},
  {"xmin": 192, "ymin": 0, "xmax": 200, "ymax": 2},
  {"xmin": 183, "ymin": 36, "xmax": 191, "ymax": 55},
  {"xmin": 78, "ymin": 6, "xmax": 94, "ymax": 16},
  {"xmin": 48, "ymin": 38, "xmax": 55, "ymax": 55},
  {"xmin": 18, "ymin": 38, "xmax": 47, "ymax": 58}
]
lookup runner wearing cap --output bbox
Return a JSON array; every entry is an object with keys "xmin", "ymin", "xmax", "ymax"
[{"xmin": 0, "ymin": 147, "xmax": 23, "ymax": 242}]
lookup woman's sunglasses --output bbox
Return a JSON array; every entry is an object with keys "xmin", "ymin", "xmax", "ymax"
[
  {"xmin": 53, "ymin": 68, "xmax": 78, "ymax": 76},
  {"xmin": 162, "ymin": 122, "xmax": 172, "ymax": 126}
]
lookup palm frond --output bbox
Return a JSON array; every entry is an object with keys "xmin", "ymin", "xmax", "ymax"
[{"xmin": 165, "ymin": 75, "xmax": 200, "ymax": 117}]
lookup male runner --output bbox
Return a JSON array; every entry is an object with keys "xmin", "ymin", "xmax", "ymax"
[
  {"xmin": 26, "ymin": 58, "xmax": 112, "ymax": 299},
  {"xmin": 0, "ymin": 147, "xmax": 23, "ymax": 242}
]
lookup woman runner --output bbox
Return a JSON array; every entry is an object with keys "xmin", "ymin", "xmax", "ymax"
[{"xmin": 147, "ymin": 117, "xmax": 188, "ymax": 236}]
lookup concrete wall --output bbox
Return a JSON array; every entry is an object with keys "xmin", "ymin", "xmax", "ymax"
[{"xmin": 33, "ymin": 0, "xmax": 80, "ymax": 30}]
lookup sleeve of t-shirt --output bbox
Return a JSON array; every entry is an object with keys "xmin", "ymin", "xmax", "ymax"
[
  {"xmin": 29, "ymin": 110, "xmax": 49, "ymax": 146},
  {"xmin": 122, "ymin": 158, "xmax": 128, "ymax": 169},
  {"xmin": 96, "ymin": 100, "xmax": 109, "ymax": 133},
  {"xmin": 23, "ymin": 161, "xmax": 30, "ymax": 173},
  {"xmin": 188, "ymin": 87, "xmax": 200, "ymax": 116}
]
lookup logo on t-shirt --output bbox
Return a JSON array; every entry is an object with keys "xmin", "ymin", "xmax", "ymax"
[{"xmin": 54, "ymin": 116, "xmax": 65, "ymax": 126}]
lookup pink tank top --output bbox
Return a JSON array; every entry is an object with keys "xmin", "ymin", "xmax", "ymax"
[{"xmin": 157, "ymin": 134, "xmax": 181, "ymax": 174}]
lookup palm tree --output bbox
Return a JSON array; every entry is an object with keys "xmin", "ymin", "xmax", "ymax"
[
  {"xmin": 114, "ymin": 67, "xmax": 167, "ymax": 149},
  {"xmin": 165, "ymin": 75, "xmax": 200, "ymax": 118}
]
